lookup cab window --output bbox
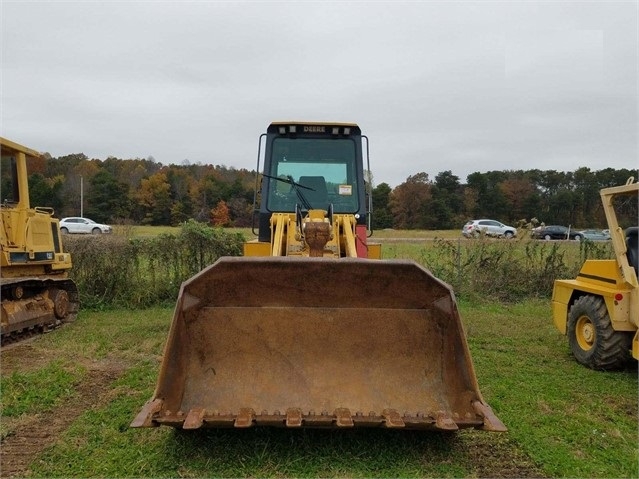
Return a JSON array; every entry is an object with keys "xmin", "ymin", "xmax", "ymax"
[{"xmin": 266, "ymin": 138, "xmax": 359, "ymax": 213}]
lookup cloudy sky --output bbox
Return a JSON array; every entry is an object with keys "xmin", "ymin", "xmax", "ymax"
[{"xmin": 1, "ymin": 1, "xmax": 637, "ymax": 187}]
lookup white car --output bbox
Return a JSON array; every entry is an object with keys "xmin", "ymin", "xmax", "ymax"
[
  {"xmin": 462, "ymin": 219, "xmax": 517, "ymax": 238},
  {"xmin": 59, "ymin": 217, "xmax": 112, "ymax": 235}
]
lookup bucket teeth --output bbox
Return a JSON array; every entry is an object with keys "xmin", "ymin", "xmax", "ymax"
[
  {"xmin": 334, "ymin": 408, "xmax": 354, "ymax": 427},
  {"xmin": 434, "ymin": 411, "xmax": 459, "ymax": 431},
  {"xmin": 382, "ymin": 409, "xmax": 405, "ymax": 428},
  {"xmin": 139, "ymin": 406, "xmax": 492, "ymax": 430},
  {"xmin": 286, "ymin": 408, "xmax": 303, "ymax": 427},
  {"xmin": 183, "ymin": 407, "xmax": 206, "ymax": 429},
  {"xmin": 234, "ymin": 408, "xmax": 255, "ymax": 428},
  {"xmin": 472, "ymin": 401, "xmax": 507, "ymax": 432},
  {"xmin": 130, "ymin": 398, "xmax": 163, "ymax": 428}
]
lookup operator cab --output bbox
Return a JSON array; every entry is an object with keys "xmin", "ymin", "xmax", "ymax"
[{"xmin": 253, "ymin": 122, "xmax": 370, "ymax": 242}]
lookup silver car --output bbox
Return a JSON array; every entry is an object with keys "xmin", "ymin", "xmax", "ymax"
[
  {"xmin": 462, "ymin": 219, "xmax": 517, "ymax": 238},
  {"xmin": 578, "ymin": 229, "xmax": 611, "ymax": 241},
  {"xmin": 59, "ymin": 217, "xmax": 112, "ymax": 235}
]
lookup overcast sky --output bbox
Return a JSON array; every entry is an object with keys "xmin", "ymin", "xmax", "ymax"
[{"xmin": 1, "ymin": 1, "xmax": 637, "ymax": 187}]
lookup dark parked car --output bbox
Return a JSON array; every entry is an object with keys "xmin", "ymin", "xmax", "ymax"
[{"xmin": 531, "ymin": 225, "xmax": 582, "ymax": 241}]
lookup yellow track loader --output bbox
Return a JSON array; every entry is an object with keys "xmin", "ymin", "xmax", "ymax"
[
  {"xmin": 1, "ymin": 137, "xmax": 79, "ymax": 344},
  {"xmin": 132, "ymin": 122, "xmax": 505, "ymax": 431},
  {"xmin": 552, "ymin": 177, "xmax": 638, "ymax": 370}
]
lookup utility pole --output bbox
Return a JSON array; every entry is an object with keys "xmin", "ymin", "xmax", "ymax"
[{"xmin": 80, "ymin": 176, "xmax": 83, "ymax": 217}]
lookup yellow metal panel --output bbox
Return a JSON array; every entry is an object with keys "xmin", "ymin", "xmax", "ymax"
[
  {"xmin": 338, "ymin": 215, "xmax": 358, "ymax": 258},
  {"xmin": 553, "ymin": 277, "xmax": 636, "ymax": 332},
  {"xmin": 0, "ymin": 137, "xmax": 41, "ymax": 158},
  {"xmin": 551, "ymin": 302, "xmax": 568, "ymax": 334},
  {"xmin": 285, "ymin": 215, "xmax": 303, "ymax": 256},
  {"xmin": 50, "ymin": 253, "xmax": 72, "ymax": 271},
  {"xmin": 555, "ymin": 278, "xmax": 619, "ymax": 298},
  {"xmin": 553, "ymin": 281, "xmax": 577, "ymax": 303},
  {"xmin": 551, "ymin": 283, "xmax": 573, "ymax": 334},
  {"xmin": 26, "ymin": 215, "xmax": 55, "ymax": 252},
  {"xmin": 243, "ymin": 241, "xmax": 271, "ymax": 257},
  {"xmin": 1, "ymin": 264, "xmax": 50, "ymax": 277},
  {"xmin": 367, "ymin": 243, "xmax": 382, "ymax": 259},
  {"xmin": 252, "ymin": 211, "xmax": 382, "ymax": 260},
  {"xmin": 578, "ymin": 260, "xmax": 626, "ymax": 287},
  {"xmin": 271, "ymin": 214, "xmax": 289, "ymax": 256},
  {"xmin": 606, "ymin": 293, "xmax": 635, "ymax": 331}
]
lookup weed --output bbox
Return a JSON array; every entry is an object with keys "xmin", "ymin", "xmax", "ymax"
[
  {"xmin": 64, "ymin": 221, "xmax": 244, "ymax": 309},
  {"xmin": 384, "ymin": 237, "xmax": 613, "ymax": 302}
]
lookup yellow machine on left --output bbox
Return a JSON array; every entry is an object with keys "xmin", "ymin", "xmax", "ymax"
[{"xmin": 0, "ymin": 137, "xmax": 79, "ymax": 344}]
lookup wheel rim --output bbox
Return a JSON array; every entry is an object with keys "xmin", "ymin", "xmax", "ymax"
[{"xmin": 575, "ymin": 315, "xmax": 596, "ymax": 351}]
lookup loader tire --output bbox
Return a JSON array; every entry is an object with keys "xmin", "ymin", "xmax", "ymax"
[{"xmin": 567, "ymin": 295, "xmax": 632, "ymax": 370}]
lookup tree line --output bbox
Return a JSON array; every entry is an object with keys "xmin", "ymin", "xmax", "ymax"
[
  {"xmin": 373, "ymin": 168, "xmax": 638, "ymax": 230},
  {"xmin": 2, "ymin": 151, "xmax": 636, "ymax": 230}
]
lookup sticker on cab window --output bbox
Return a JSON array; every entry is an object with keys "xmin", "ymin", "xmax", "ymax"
[{"xmin": 338, "ymin": 185, "xmax": 352, "ymax": 195}]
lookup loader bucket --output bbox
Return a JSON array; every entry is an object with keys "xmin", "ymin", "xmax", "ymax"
[{"xmin": 132, "ymin": 257, "xmax": 505, "ymax": 431}]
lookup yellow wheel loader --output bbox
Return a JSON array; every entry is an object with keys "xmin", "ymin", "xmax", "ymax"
[
  {"xmin": 552, "ymin": 177, "xmax": 638, "ymax": 370},
  {"xmin": 132, "ymin": 122, "xmax": 505, "ymax": 432},
  {"xmin": 1, "ymin": 138, "xmax": 79, "ymax": 344}
]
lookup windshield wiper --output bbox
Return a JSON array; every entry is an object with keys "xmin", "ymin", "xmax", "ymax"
[{"xmin": 263, "ymin": 173, "xmax": 314, "ymax": 210}]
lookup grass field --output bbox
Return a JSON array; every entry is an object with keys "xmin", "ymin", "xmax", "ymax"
[
  {"xmin": 1, "ymin": 301, "xmax": 636, "ymax": 478},
  {"xmin": 1, "ymin": 229, "xmax": 636, "ymax": 478}
]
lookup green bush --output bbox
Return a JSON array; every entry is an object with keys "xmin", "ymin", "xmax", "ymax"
[
  {"xmin": 416, "ymin": 237, "xmax": 614, "ymax": 302},
  {"xmin": 64, "ymin": 220, "xmax": 244, "ymax": 309},
  {"xmin": 65, "ymin": 224, "xmax": 614, "ymax": 308}
]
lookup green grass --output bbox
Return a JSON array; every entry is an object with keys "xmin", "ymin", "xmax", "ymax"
[
  {"xmin": 371, "ymin": 228, "xmax": 462, "ymax": 239},
  {"xmin": 112, "ymin": 224, "xmax": 180, "ymax": 237},
  {"xmin": 0, "ymin": 361, "xmax": 84, "ymax": 418},
  {"xmin": 1, "ymin": 300, "xmax": 634, "ymax": 478},
  {"xmin": 460, "ymin": 301, "xmax": 638, "ymax": 478},
  {"xmin": 2, "ymin": 232, "xmax": 635, "ymax": 477}
]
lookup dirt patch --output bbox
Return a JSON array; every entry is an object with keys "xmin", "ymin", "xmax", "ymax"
[
  {"xmin": 1, "ymin": 342, "xmax": 58, "ymax": 375},
  {"xmin": 462, "ymin": 430, "xmax": 547, "ymax": 478},
  {"xmin": 0, "ymin": 362, "xmax": 126, "ymax": 478}
]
